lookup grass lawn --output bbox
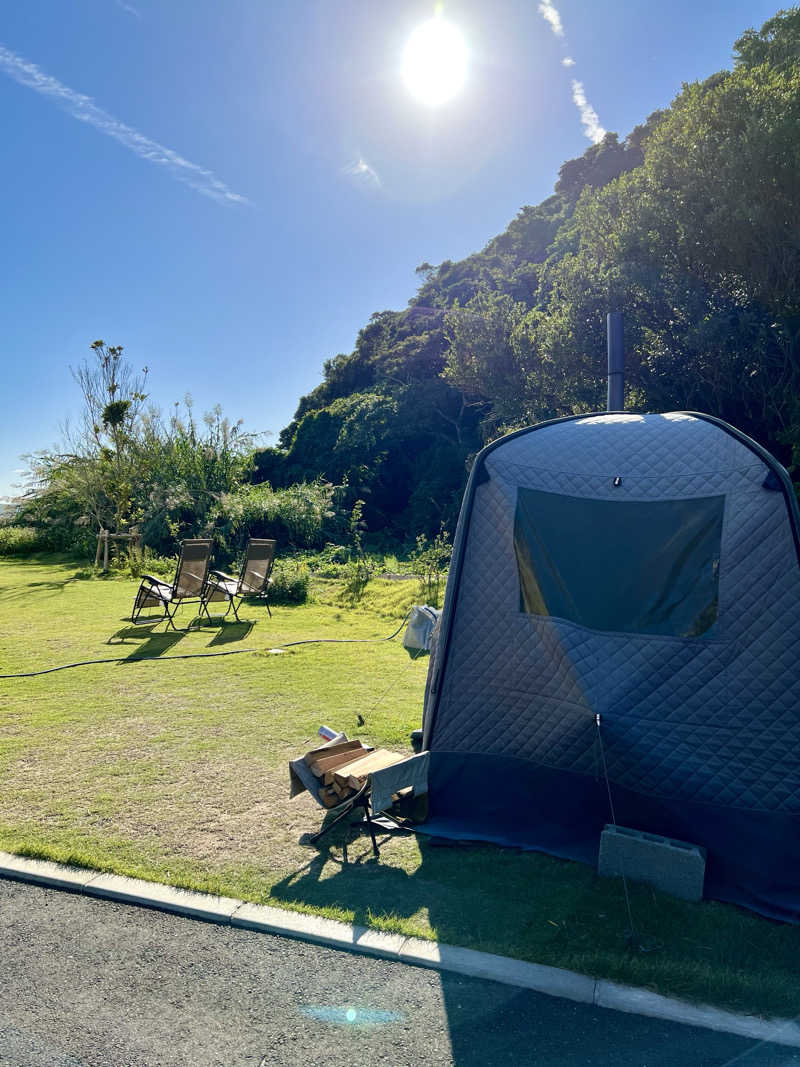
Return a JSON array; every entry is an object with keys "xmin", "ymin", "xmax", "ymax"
[{"xmin": 2, "ymin": 553, "xmax": 799, "ymax": 1019}]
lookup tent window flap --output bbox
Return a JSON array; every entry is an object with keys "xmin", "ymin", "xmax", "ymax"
[{"xmin": 514, "ymin": 488, "xmax": 724, "ymax": 637}]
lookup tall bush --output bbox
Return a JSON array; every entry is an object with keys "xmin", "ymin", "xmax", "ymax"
[
  {"xmin": 132, "ymin": 400, "xmax": 257, "ymax": 553},
  {"xmin": 16, "ymin": 343, "xmax": 259, "ymax": 560},
  {"xmin": 211, "ymin": 480, "xmax": 341, "ymax": 559}
]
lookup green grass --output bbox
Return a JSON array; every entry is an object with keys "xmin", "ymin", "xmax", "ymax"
[{"xmin": 2, "ymin": 555, "xmax": 800, "ymax": 1018}]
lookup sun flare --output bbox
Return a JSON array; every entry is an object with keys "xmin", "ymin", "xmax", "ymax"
[{"xmin": 401, "ymin": 17, "xmax": 468, "ymax": 107}]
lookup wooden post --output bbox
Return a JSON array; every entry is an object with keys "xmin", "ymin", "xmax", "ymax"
[{"xmin": 96, "ymin": 529, "xmax": 139, "ymax": 571}]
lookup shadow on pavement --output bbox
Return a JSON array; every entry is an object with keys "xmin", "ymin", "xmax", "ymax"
[
  {"xmin": 271, "ymin": 827, "xmax": 800, "ymax": 1066},
  {"xmin": 435, "ymin": 971, "xmax": 800, "ymax": 1066}
]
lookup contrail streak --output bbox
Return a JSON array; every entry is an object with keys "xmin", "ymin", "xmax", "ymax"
[
  {"xmin": 0, "ymin": 43, "xmax": 248, "ymax": 204},
  {"xmin": 535, "ymin": 3, "xmax": 607, "ymax": 144},
  {"xmin": 538, "ymin": 1, "xmax": 564, "ymax": 38},
  {"xmin": 571, "ymin": 79, "xmax": 607, "ymax": 143}
]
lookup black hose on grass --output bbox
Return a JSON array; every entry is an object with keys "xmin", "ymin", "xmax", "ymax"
[
  {"xmin": 0, "ymin": 612, "xmax": 413, "ymax": 679},
  {"xmin": 278, "ymin": 612, "xmax": 410, "ymax": 647},
  {"xmin": 0, "ymin": 647, "xmax": 259, "ymax": 678}
]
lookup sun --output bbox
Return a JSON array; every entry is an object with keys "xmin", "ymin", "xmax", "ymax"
[{"xmin": 401, "ymin": 16, "xmax": 468, "ymax": 108}]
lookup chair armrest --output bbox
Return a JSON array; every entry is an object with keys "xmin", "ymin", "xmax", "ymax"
[
  {"xmin": 141, "ymin": 574, "xmax": 172, "ymax": 589},
  {"xmin": 208, "ymin": 569, "xmax": 235, "ymax": 583}
]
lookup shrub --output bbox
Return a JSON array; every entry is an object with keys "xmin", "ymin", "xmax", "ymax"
[
  {"xmin": 9, "ymin": 482, "xmax": 98, "ymax": 556},
  {"xmin": 109, "ymin": 544, "xmax": 177, "ymax": 581},
  {"xmin": 269, "ymin": 560, "xmax": 310, "ymax": 604},
  {"xmin": 408, "ymin": 526, "xmax": 452, "ymax": 608},
  {"xmin": 0, "ymin": 526, "xmax": 47, "ymax": 556},
  {"xmin": 339, "ymin": 499, "xmax": 373, "ymax": 603},
  {"xmin": 299, "ymin": 543, "xmax": 350, "ymax": 579}
]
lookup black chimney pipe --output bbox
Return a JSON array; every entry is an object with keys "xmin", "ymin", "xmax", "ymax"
[{"xmin": 607, "ymin": 311, "xmax": 624, "ymax": 412}]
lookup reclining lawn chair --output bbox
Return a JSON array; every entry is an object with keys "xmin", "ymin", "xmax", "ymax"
[
  {"xmin": 201, "ymin": 537, "xmax": 276, "ymax": 622},
  {"xmin": 131, "ymin": 539, "xmax": 212, "ymax": 630}
]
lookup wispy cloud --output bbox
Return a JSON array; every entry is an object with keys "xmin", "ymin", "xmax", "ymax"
[
  {"xmin": 0, "ymin": 43, "xmax": 248, "ymax": 204},
  {"xmin": 538, "ymin": 1, "xmax": 564, "ymax": 38},
  {"xmin": 571, "ymin": 80, "xmax": 606, "ymax": 143},
  {"xmin": 536, "ymin": 3, "xmax": 607, "ymax": 144},
  {"xmin": 115, "ymin": 0, "xmax": 141, "ymax": 17},
  {"xmin": 342, "ymin": 156, "xmax": 381, "ymax": 189}
]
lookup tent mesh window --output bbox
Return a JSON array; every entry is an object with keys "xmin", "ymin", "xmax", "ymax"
[{"xmin": 514, "ymin": 488, "xmax": 724, "ymax": 637}]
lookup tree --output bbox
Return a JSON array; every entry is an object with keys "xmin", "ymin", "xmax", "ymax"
[
  {"xmin": 556, "ymin": 34, "xmax": 800, "ymax": 450},
  {"xmin": 734, "ymin": 7, "xmax": 800, "ymax": 71},
  {"xmin": 443, "ymin": 292, "xmax": 530, "ymax": 433},
  {"xmin": 72, "ymin": 340, "xmax": 149, "ymax": 532}
]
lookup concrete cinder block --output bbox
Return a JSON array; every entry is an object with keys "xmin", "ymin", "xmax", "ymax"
[{"xmin": 598, "ymin": 824, "xmax": 706, "ymax": 902}]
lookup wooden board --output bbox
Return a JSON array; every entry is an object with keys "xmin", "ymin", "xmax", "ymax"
[
  {"xmin": 303, "ymin": 739, "xmax": 364, "ymax": 767},
  {"xmin": 333, "ymin": 749, "xmax": 404, "ymax": 789},
  {"xmin": 322, "ymin": 750, "xmax": 377, "ymax": 784},
  {"xmin": 318, "ymin": 787, "xmax": 341, "ymax": 809},
  {"xmin": 310, "ymin": 745, "xmax": 370, "ymax": 777},
  {"xmin": 346, "ymin": 753, "xmax": 405, "ymax": 790},
  {"xmin": 324, "ymin": 766, "xmax": 352, "ymax": 785}
]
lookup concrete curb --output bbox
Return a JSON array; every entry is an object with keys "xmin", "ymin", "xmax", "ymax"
[{"xmin": 1, "ymin": 851, "xmax": 798, "ymax": 1049}]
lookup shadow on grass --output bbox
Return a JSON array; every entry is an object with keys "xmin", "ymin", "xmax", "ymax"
[
  {"xmin": 107, "ymin": 623, "xmax": 185, "ymax": 660},
  {"xmin": 205, "ymin": 621, "xmax": 255, "ymax": 646},
  {"xmin": 0, "ymin": 573, "xmax": 82, "ymax": 602},
  {"xmin": 1, "ymin": 552, "xmax": 84, "ymax": 568},
  {"xmin": 272, "ymin": 818, "xmax": 559, "ymax": 966}
]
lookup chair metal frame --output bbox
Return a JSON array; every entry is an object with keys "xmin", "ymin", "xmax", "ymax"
[
  {"xmin": 131, "ymin": 538, "xmax": 213, "ymax": 631},
  {"xmin": 308, "ymin": 780, "xmax": 382, "ymax": 857}
]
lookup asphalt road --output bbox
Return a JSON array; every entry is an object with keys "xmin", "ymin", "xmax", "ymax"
[{"xmin": 0, "ymin": 879, "xmax": 797, "ymax": 1067}]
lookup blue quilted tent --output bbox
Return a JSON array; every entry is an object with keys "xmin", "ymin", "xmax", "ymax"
[{"xmin": 421, "ymin": 412, "xmax": 800, "ymax": 920}]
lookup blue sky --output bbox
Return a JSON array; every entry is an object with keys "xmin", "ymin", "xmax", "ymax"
[{"xmin": 0, "ymin": 0, "xmax": 781, "ymax": 499}]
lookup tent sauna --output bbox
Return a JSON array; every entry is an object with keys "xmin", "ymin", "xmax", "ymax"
[{"xmin": 420, "ymin": 411, "xmax": 800, "ymax": 920}]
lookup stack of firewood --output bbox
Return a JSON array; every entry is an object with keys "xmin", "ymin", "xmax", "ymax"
[{"xmin": 303, "ymin": 739, "xmax": 405, "ymax": 808}]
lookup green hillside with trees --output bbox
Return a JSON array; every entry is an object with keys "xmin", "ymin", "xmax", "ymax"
[
  {"xmin": 4, "ymin": 8, "xmax": 799, "ymax": 556},
  {"xmin": 257, "ymin": 7, "xmax": 800, "ymax": 537}
]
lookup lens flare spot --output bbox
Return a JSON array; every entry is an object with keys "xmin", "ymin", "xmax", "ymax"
[{"xmin": 300, "ymin": 1005, "xmax": 406, "ymax": 1026}]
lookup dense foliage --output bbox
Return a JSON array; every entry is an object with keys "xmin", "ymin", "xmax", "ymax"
[{"xmin": 11, "ymin": 353, "xmax": 343, "ymax": 561}]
